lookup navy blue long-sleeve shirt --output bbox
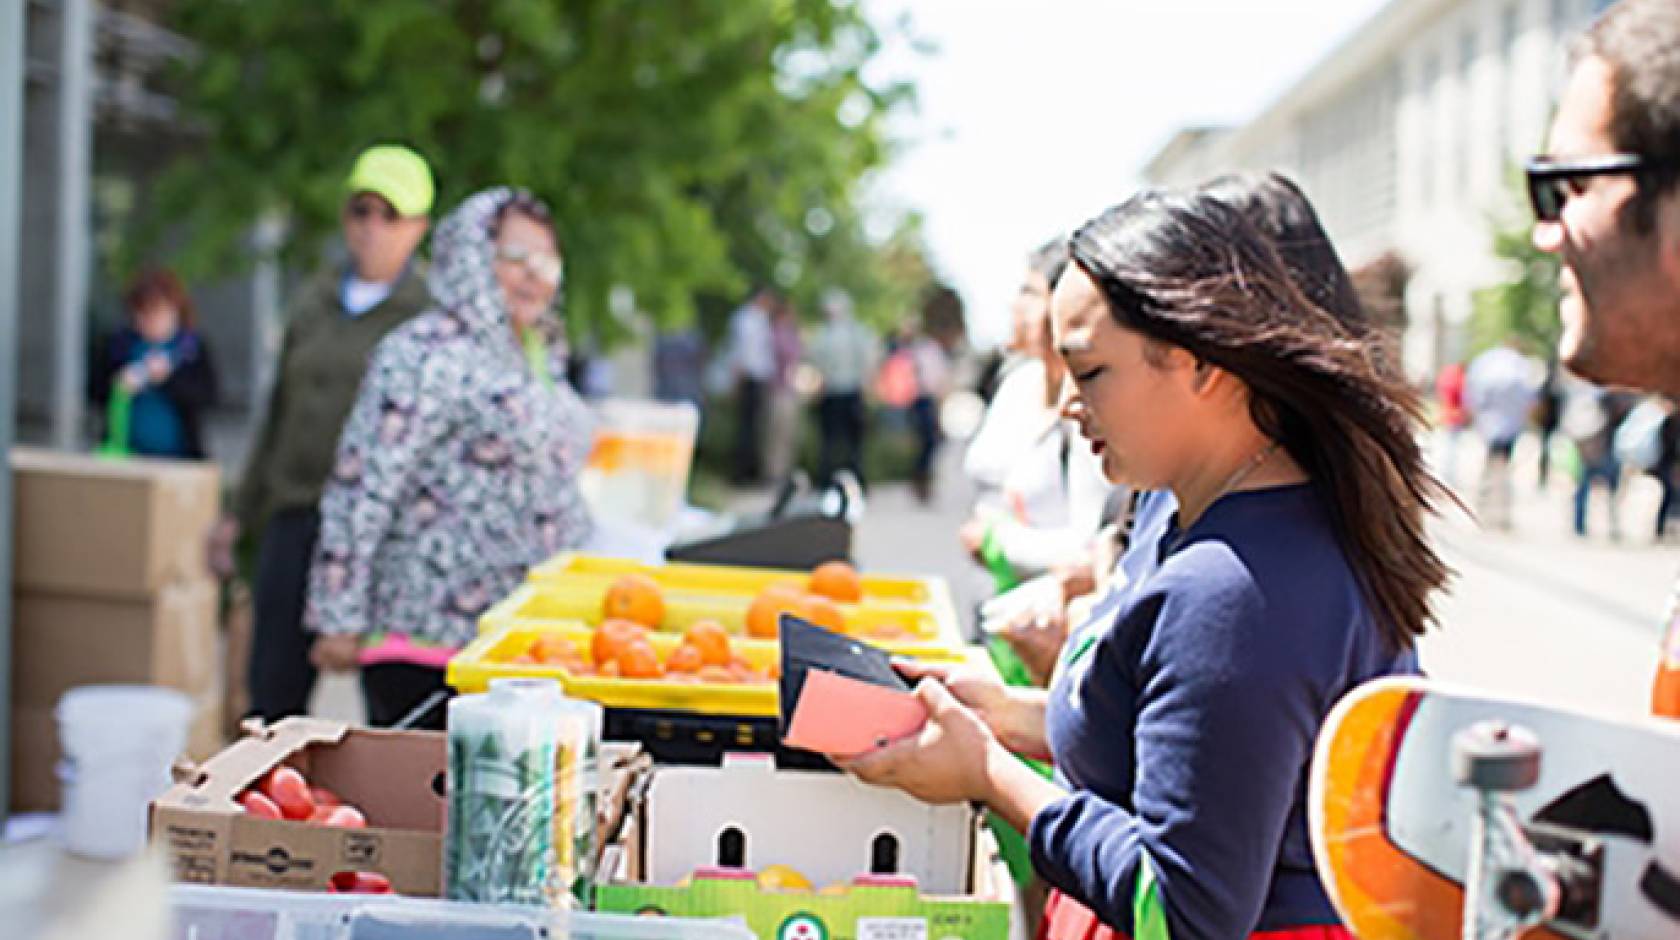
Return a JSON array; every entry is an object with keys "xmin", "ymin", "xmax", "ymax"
[{"xmin": 1031, "ymin": 485, "xmax": 1417, "ymax": 938}]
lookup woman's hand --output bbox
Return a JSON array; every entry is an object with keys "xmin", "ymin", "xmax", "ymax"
[
  {"xmin": 310, "ymin": 634, "xmax": 361, "ymax": 672},
  {"xmin": 118, "ymin": 364, "xmax": 146, "ymax": 395},
  {"xmin": 833, "ymin": 679, "xmax": 1004, "ymax": 805},
  {"xmin": 958, "ymin": 516, "xmax": 988, "ymax": 559},
  {"xmin": 206, "ymin": 514, "xmax": 240, "ymax": 580},
  {"xmin": 895, "ymin": 658, "xmax": 1049, "ymax": 759},
  {"xmin": 145, "ymin": 351, "xmax": 173, "ymax": 384},
  {"xmin": 1000, "ymin": 604, "xmax": 1068, "ymax": 687}
]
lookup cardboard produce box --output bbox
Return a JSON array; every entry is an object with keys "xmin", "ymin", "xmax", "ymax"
[
  {"xmin": 594, "ymin": 754, "xmax": 1011, "ymax": 940},
  {"xmin": 151, "ymin": 717, "xmax": 447, "ymax": 896},
  {"xmin": 10, "ymin": 577, "xmax": 220, "ymax": 706},
  {"xmin": 10, "ymin": 684, "xmax": 224, "ymax": 812},
  {"xmin": 11, "ymin": 447, "xmax": 220, "ymax": 598}
]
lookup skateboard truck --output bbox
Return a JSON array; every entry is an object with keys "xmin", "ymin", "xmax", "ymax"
[{"xmin": 1453, "ymin": 720, "xmax": 1601, "ymax": 940}]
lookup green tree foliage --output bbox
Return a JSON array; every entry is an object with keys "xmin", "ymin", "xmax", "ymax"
[
  {"xmin": 149, "ymin": 0, "xmax": 932, "ymax": 341},
  {"xmin": 1470, "ymin": 176, "xmax": 1561, "ymax": 356}
]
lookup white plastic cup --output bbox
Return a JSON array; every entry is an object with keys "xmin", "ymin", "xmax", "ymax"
[{"xmin": 56, "ymin": 684, "xmax": 192, "ymax": 859}]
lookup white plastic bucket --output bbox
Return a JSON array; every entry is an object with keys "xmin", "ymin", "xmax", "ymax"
[{"xmin": 56, "ymin": 684, "xmax": 192, "ymax": 859}]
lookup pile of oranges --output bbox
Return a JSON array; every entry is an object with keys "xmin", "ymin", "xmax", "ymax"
[
  {"xmin": 510, "ymin": 620, "xmax": 777, "ymax": 685},
  {"xmin": 744, "ymin": 560, "xmax": 863, "ymax": 639},
  {"xmin": 497, "ymin": 561, "xmax": 904, "ymax": 682}
]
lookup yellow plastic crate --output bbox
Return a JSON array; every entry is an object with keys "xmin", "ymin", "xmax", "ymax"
[
  {"xmin": 522, "ymin": 553, "xmax": 966, "ymax": 648},
  {"xmin": 448, "ymin": 621, "xmax": 983, "ymax": 718},
  {"xmin": 449, "ymin": 621, "xmax": 783, "ymax": 716}
]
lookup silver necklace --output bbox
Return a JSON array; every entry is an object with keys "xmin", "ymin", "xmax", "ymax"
[{"xmin": 1166, "ymin": 440, "xmax": 1282, "ymax": 553}]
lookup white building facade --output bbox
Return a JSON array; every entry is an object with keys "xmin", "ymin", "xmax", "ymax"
[{"xmin": 1142, "ymin": 0, "xmax": 1616, "ymax": 379}]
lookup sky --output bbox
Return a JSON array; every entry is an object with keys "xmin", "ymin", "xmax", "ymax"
[{"xmin": 861, "ymin": 0, "xmax": 1394, "ymax": 346}]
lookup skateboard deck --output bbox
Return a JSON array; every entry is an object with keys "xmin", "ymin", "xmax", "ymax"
[{"xmin": 1309, "ymin": 676, "xmax": 1680, "ymax": 939}]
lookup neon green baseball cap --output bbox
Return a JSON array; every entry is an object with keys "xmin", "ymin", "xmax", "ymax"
[{"xmin": 344, "ymin": 144, "xmax": 435, "ymax": 217}]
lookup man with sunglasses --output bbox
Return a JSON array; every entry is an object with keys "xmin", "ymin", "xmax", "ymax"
[
  {"xmin": 210, "ymin": 144, "xmax": 435, "ymax": 722},
  {"xmin": 1529, "ymin": 0, "xmax": 1680, "ymax": 719}
]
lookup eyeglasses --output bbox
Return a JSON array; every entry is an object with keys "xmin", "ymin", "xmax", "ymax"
[
  {"xmin": 346, "ymin": 197, "xmax": 400, "ymax": 223},
  {"xmin": 1525, "ymin": 153, "xmax": 1673, "ymax": 222},
  {"xmin": 495, "ymin": 243, "xmax": 563, "ymax": 286}
]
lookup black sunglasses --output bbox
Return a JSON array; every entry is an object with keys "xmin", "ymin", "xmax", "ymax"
[
  {"xmin": 346, "ymin": 197, "xmax": 400, "ymax": 223},
  {"xmin": 1524, "ymin": 153, "xmax": 1673, "ymax": 222}
]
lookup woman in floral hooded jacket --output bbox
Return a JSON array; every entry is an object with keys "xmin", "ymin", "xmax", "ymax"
[{"xmin": 306, "ymin": 187, "xmax": 594, "ymax": 727}]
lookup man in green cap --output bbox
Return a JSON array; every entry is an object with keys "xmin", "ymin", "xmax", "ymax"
[{"xmin": 209, "ymin": 143, "xmax": 435, "ymax": 721}]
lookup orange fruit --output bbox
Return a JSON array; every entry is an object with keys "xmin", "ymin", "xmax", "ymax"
[
  {"xmin": 727, "ymin": 657, "xmax": 769, "ymax": 684},
  {"xmin": 665, "ymin": 643, "xmax": 704, "ymax": 674},
  {"xmin": 602, "ymin": 574, "xmax": 665, "ymax": 628},
  {"xmin": 683, "ymin": 620, "xmax": 733, "ymax": 667},
  {"xmin": 529, "ymin": 634, "xmax": 580, "ymax": 664},
  {"xmin": 598, "ymin": 660, "xmax": 621, "ymax": 678},
  {"xmin": 746, "ymin": 585, "xmax": 804, "ymax": 640},
  {"xmin": 592, "ymin": 619, "xmax": 648, "ymax": 666},
  {"xmin": 697, "ymin": 664, "xmax": 737, "ymax": 684},
  {"xmin": 618, "ymin": 640, "xmax": 664, "ymax": 679},
  {"xmin": 799, "ymin": 594, "xmax": 845, "ymax": 633},
  {"xmin": 808, "ymin": 561, "xmax": 863, "ymax": 603}
]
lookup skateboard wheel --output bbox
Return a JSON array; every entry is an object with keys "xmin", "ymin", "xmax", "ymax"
[
  {"xmin": 1451, "ymin": 721, "xmax": 1541, "ymax": 791},
  {"xmin": 1495, "ymin": 867, "xmax": 1556, "ymax": 919}
]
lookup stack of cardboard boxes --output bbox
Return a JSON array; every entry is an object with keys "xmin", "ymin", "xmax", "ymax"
[{"xmin": 9, "ymin": 447, "xmax": 226, "ymax": 811}]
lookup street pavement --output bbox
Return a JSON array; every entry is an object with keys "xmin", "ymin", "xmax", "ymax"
[{"xmin": 1419, "ymin": 431, "xmax": 1672, "ymax": 717}]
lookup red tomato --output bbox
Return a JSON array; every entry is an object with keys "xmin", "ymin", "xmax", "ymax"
[
  {"xmin": 322, "ymin": 806, "xmax": 367, "ymax": 829},
  {"xmin": 239, "ymin": 790, "xmax": 283, "ymax": 820},
  {"xmin": 261, "ymin": 766, "xmax": 316, "ymax": 821},
  {"xmin": 329, "ymin": 871, "xmax": 393, "ymax": 894},
  {"xmin": 309, "ymin": 785, "xmax": 343, "ymax": 808}
]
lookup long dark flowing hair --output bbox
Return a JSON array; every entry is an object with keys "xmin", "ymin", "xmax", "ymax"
[{"xmin": 1069, "ymin": 188, "xmax": 1452, "ymax": 649}]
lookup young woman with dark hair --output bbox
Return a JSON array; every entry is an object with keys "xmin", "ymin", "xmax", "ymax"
[{"xmin": 834, "ymin": 188, "xmax": 1451, "ymax": 940}]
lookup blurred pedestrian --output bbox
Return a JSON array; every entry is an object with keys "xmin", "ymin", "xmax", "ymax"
[
  {"xmin": 960, "ymin": 238, "xmax": 1110, "ymax": 685},
  {"xmin": 213, "ymin": 144, "xmax": 435, "ymax": 722},
  {"xmin": 306, "ymin": 188, "xmax": 594, "ymax": 728},
  {"xmin": 89, "ymin": 268, "xmax": 218, "ymax": 459},
  {"xmin": 807, "ymin": 289, "xmax": 879, "ymax": 488},
  {"xmin": 966, "ymin": 248, "xmax": 1055, "ymax": 512},
  {"xmin": 652, "ymin": 328, "xmax": 705, "ymax": 407},
  {"xmin": 1561, "ymin": 379, "xmax": 1634, "ymax": 539},
  {"xmin": 1465, "ymin": 339, "xmax": 1539, "ymax": 530},
  {"xmin": 1535, "ymin": 358, "xmax": 1565, "ymax": 488},
  {"xmin": 907, "ymin": 325, "xmax": 953, "ymax": 503},
  {"xmin": 1434, "ymin": 361, "xmax": 1469, "ymax": 487},
  {"xmin": 764, "ymin": 296, "xmax": 804, "ymax": 483},
  {"xmin": 1645, "ymin": 399, "xmax": 1680, "ymax": 539},
  {"xmin": 725, "ymin": 289, "xmax": 777, "ymax": 484}
]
